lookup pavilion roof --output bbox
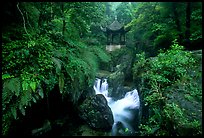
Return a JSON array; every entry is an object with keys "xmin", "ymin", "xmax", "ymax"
[
  {"xmin": 107, "ymin": 19, "xmax": 123, "ymax": 31},
  {"xmin": 101, "ymin": 18, "xmax": 131, "ymax": 33}
]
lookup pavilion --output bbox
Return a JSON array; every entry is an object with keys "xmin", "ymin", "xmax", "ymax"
[{"xmin": 101, "ymin": 17, "xmax": 131, "ymax": 51}]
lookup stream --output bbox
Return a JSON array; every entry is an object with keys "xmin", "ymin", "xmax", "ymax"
[{"xmin": 93, "ymin": 78, "xmax": 140, "ymax": 136}]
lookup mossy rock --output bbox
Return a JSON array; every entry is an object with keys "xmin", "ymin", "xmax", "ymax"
[{"xmin": 78, "ymin": 94, "xmax": 114, "ymax": 131}]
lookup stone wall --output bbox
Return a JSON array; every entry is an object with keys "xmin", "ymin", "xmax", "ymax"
[{"xmin": 106, "ymin": 45, "xmax": 125, "ymax": 52}]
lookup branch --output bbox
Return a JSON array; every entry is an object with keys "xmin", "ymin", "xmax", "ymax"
[
  {"xmin": 17, "ymin": 2, "xmax": 31, "ymax": 40},
  {"xmin": 25, "ymin": 11, "xmax": 33, "ymax": 31}
]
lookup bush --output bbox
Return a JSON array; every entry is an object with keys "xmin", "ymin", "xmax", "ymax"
[{"xmin": 132, "ymin": 40, "xmax": 202, "ymax": 136}]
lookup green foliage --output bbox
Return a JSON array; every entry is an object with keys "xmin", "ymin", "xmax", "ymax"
[
  {"xmin": 125, "ymin": 128, "xmax": 129, "ymax": 133},
  {"xmin": 142, "ymin": 40, "xmax": 196, "ymax": 89},
  {"xmin": 128, "ymin": 2, "xmax": 202, "ymax": 56},
  {"xmin": 2, "ymin": 76, "xmax": 43, "ymax": 135},
  {"xmin": 2, "ymin": 74, "xmax": 14, "ymax": 80},
  {"xmin": 133, "ymin": 40, "xmax": 202, "ymax": 136},
  {"xmin": 116, "ymin": 2, "xmax": 133, "ymax": 25},
  {"xmin": 190, "ymin": 3, "xmax": 202, "ymax": 41},
  {"xmin": 132, "ymin": 52, "xmax": 146, "ymax": 79},
  {"xmin": 90, "ymin": 46, "xmax": 111, "ymax": 63},
  {"xmin": 2, "ymin": 2, "xmax": 110, "ymax": 135}
]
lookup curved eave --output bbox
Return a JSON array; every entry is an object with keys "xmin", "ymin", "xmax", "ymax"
[
  {"xmin": 106, "ymin": 27, "xmax": 125, "ymax": 33},
  {"xmin": 100, "ymin": 26, "xmax": 107, "ymax": 32}
]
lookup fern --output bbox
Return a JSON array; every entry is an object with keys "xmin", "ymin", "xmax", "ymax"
[
  {"xmin": 2, "ymin": 78, "xmax": 21, "ymax": 106},
  {"xmin": 19, "ymin": 104, "xmax": 26, "ymax": 116},
  {"xmin": 2, "ymin": 74, "xmax": 14, "ymax": 80},
  {"xmin": 19, "ymin": 87, "xmax": 32, "ymax": 108},
  {"xmin": 22, "ymin": 80, "xmax": 29, "ymax": 91},
  {"xmin": 6, "ymin": 78, "xmax": 21, "ymax": 95},
  {"xmin": 53, "ymin": 47, "xmax": 68, "ymax": 58},
  {"xmin": 38, "ymin": 85, "xmax": 44, "ymax": 99},
  {"xmin": 2, "ymin": 77, "xmax": 45, "ymax": 135},
  {"xmin": 11, "ymin": 106, "xmax": 17, "ymax": 119},
  {"xmin": 2, "ymin": 111, "xmax": 13, "ymax": 135},
  {"xmin": 51, "ymin": 57, "xmax": 62, "ymax": 75},
  {"xmin": 30, "ymin": 81, "xmax": 37, "ymax": 92}
]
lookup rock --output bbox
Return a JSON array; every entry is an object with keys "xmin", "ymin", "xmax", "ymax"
[
  {"xmin": 96, "ymin": 70, "xmax": 112, "ymax": 78},
  {"xmin": 108, "ymin": 71, "xmax": 125, "ymax": 99},
  {"xmin": 78, "ymin": 94, "xmax": 114, "ymax": 131},
  {"xmin": 31, "ymin": 120, "xmax": 52, "ymax": 136},
  {"xmin": 78, "ymin": 87, "xmax": 95, "ymax": 105},
  {"xmin": 77, "ymin": 124, "xmax": 111, "ymax": 136}
]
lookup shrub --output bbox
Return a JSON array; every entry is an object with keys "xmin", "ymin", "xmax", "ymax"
[{"xmin": 133, "ymin": 40, "xmax": 202, "ymax": 136}]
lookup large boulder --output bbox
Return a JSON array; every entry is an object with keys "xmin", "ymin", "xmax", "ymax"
[{"xmin": 78, "ymin": 94, "xmax": 114, "ymax": 131}]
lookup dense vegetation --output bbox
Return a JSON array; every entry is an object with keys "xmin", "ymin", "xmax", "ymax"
[
  {"xmin": 133, "ymin": 40, "xmax": 202, "ymax": 136},
  {"xmin": 129, "ymin": 2, "xmax": 202, "ymax": 136},
  {"xmin": 2, "ymin": 2, "xmax": 110, "ymax": 135},
  {"xmin": 2, "ymin": 2, "xmax": 202, "ymax": 136}
]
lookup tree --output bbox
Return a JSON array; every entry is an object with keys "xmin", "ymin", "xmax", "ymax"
[
  {"xmin": 115, "ymin": 2, "xmax": 133, "ymax": 25},
  {"xmin": 185, "ymin": 2, "xmax": 191, "ymax": 49},
  {"xmin": 2, "ymin": 2, "xmax": 110, "ymax": 135},
  {"xmin": 128, "ymin": 2, "xmax": 202, "ymax": 57}
]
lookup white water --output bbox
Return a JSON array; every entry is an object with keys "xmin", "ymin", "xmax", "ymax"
[{"xmin": 93, "ymin": 78, "xmax": 140, "ymax": 136}]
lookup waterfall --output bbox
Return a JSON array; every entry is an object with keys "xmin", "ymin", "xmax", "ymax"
[
  {"xmin": 94, "ymin": 78, "xmax": 101, "ymax": 93},
  {"xmin": 93, "ymin": 78, "xmax": 140, "ymax": 136},
  {"xmin": 94, "ymin": 78, "xmax": 109, "ymax": 97},
  {"xmin": 100, "ymin": 79, "xmax": 108, "ymax": 94}
]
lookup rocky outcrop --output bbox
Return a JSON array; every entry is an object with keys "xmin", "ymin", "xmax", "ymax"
[
  {"xmin": 97, "ymin": 47, "xmax": 134, "ymax": 100},
  {"xmin": 108, "ymin": 71, "xmax": 124, "ymax": 98},
  {"xmin": 78, "ymin": 94, "xmax": 114, "ymax": 131}
]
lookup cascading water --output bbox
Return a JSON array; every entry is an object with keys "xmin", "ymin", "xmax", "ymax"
[{"xmin": 93, "ymin": 78, "xmax": 140, "ymax": 136}]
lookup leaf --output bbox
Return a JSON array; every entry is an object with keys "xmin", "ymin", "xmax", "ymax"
[
  {"xmin": 2, "ymin": 82, "xmax": 13, "ymax": 104},
  {"xmin": 2, "ymin": 78, "xmax": 21, "ymax": 101},
  {"xmin": 34, "ymin": 93, "xmax": 40, "ymax": 100},
  {"xmin": 2, "ymin": 74, "xmax": 14, "ymax": 80},
  {"xmin": 22, "ymin": 81, "xmax": 29, "ymax": 91},
  {"xmin": 51, "ymin": 57, "xmax": 62, "ymax": 75},
  {"xmin": 30, "ymin": 81, "xmax": 36, "ymax": 92},
  {"xmin": 125, "ymin": 128, "xmax": 129, "ymax": 132},
  {"xmin": 150, "ymin": 126, "xmax": 160, "ymax": 134},
  {"xmin": 11, "ymin": 107, "xmax": 17, "ymax": 119},
  {"xmin": 59, "ymin": 73, "xmax": 64, "ymax": 94},
  {"xmin": 32, "ymin": 97, "xmax": 37, "ymax": 103},
  {"xmin": 39, "ymin": 88, "xmax": 44, "ymax": 98},
  {"xmin": 19, "ymin": 104, "xmax": 25, "ymax": 116},
  {"xmin": 7, "ymin": 78, "xmax": 21, "ymax": 96},
  {"xmin": 28, "ymin": 102, "xmax": 31, "ymax": 107}
]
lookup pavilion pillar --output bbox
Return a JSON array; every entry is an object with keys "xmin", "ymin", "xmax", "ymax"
[
  {"xmin": 119, "ymin": 33, "xmax": 121, "ymax": 45},
  {"xmin": 123, "ymin": 34, "xmax": 126, "ymax": 45},
  {"xmin": 111, "ymin": 34, "xmax": 113, "ymax": 45},
  {"xmin": 106, "ymin": 33, "xmax": 109, "ymax": 45}
]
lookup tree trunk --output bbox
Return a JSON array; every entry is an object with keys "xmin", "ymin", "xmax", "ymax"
[
  {"xmin": 172, "ymin": 3, "xmax": 183, "ymax": 44},
  {"xmin": 50, "ymin": 2, "xmax": 53, "ymax": 20},
  {"xmin": 185, "ymin": 2, "xmax": 191, "ymax": 49}
]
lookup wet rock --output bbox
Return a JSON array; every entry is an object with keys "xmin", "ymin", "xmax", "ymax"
[
  {"xmin": 108, "ymin": 71, "xmax": 124, "ymax": 98},
  {"xmin": 78, "ymin": 94, "xmax": 114, "ymax": 131}
]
